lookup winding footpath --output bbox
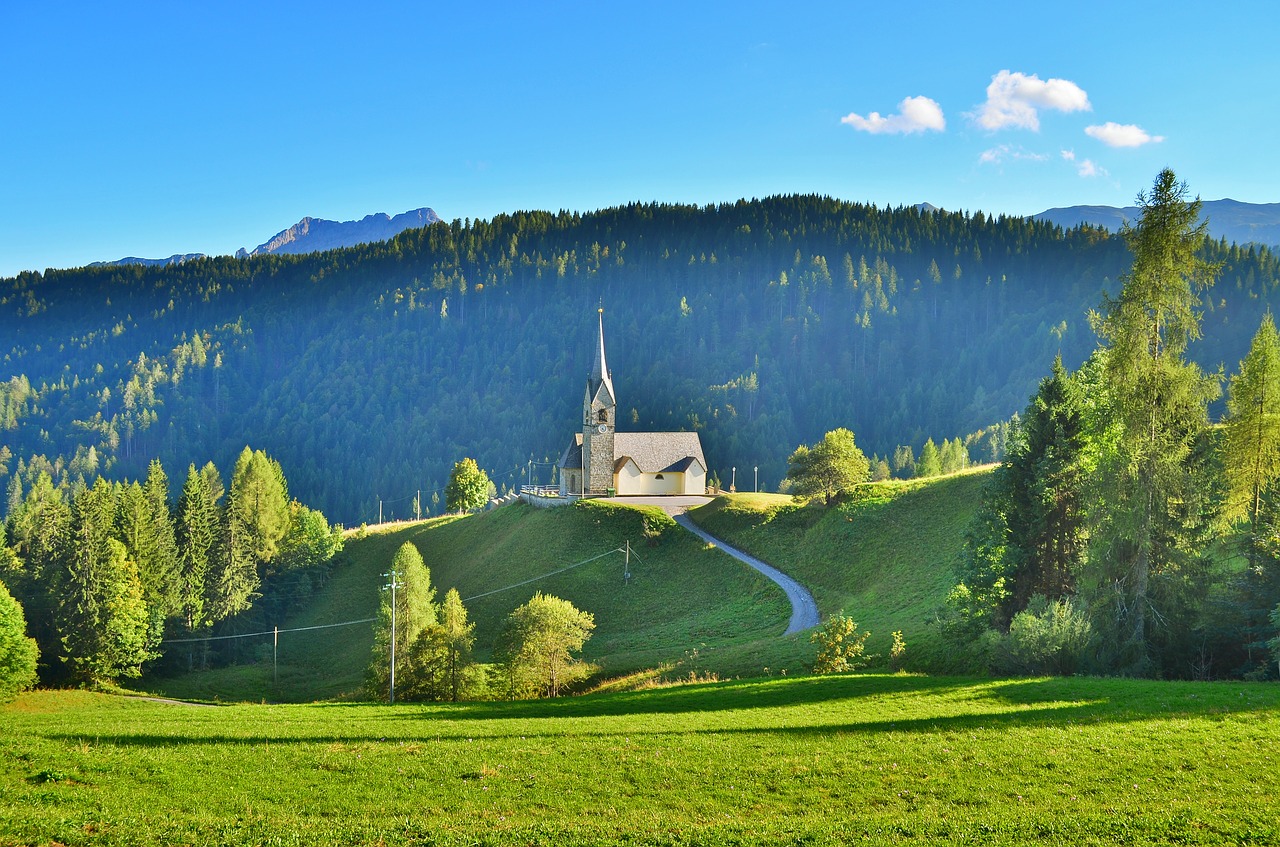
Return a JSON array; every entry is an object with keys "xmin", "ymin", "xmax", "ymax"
[{"xmin": 674, "ymin": 514, "xmax": 820, "ymax": 635}]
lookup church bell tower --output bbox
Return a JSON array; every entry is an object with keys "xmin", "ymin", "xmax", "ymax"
[{"xmin": 583, "ymin": 308, "xmax": 616, "ymax": 494}]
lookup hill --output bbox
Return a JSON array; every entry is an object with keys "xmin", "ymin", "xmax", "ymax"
[
  {"xmin": 149, "ymin": 498, "xmax": 795, "ymax": 702},
  {"xmin": 5, "ymin": 675, "xmax": 1278, "ymax": 844},
  {"xmin": 148, "ymin": 471, "xmax": 983, "ymax": 702},
  {"xmin": 3, "ymin": 196, "xmax": 1279, "ymax": 526}
]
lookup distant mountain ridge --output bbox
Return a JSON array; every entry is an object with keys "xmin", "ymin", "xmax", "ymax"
[
  {"xmin": 88, "ymin": 253, "xmax": 207, "ymax": 269},
  {"xmin": 1034, "ymin": 199, "xmax": 1280, "ymax": 250},
  {"xmin": 90, "ymin": 207, "xmax": 442, "ymax": 268},
  {"xmin": 236, "ymin": 207, "xmax": 442, "ymax": 258}
]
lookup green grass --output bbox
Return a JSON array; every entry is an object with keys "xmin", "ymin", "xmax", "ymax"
[
  {"xmin": 689, "ymin": 470, "xmax": 991, "ymax": 671},
  {"xmin": 4, "ymin": 674, "xmax": 1278, "ymax": 845},
  {"xmin": 149, "ymin": 501, "xmax": 793, "ymax": 702}
]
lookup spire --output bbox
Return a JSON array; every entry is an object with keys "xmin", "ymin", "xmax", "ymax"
[{"xmin": 590, "ymin": 308, "xmax": 614, "ymax": 401}]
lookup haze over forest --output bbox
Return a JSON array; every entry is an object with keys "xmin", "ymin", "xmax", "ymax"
[{"xmin": 3, "ymin": 195, "xmax": 1279, "ymax": 526}]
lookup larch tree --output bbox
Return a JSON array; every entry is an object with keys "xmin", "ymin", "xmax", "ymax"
[
  {"xmin": 1224, "ymin": 313, "xmax": 1280, "ymax": 540},
  {"xmin": 1088, "ymin": 168, "xmax": 1221, "ymax": 673},
  {"xmin": 438, "ymin": 588, "xmax": 475, "ymax": 702},
  {"xmin": 366, "ymin": 541, "xmax": 437, "ymax": 701}
]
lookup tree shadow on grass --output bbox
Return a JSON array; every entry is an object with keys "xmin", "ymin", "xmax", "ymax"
[{"xmin": 47, "ymin": 674, "xmax": 1280, "ymax": 749}]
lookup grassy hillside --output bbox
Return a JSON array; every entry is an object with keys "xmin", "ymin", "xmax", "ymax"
[
  {"xmin": 688, "ymin": 469, "xmax": 991, "ymax": 671},
  {"xmin": 150, "ymin": 500, "xmax": 794, "ymax": 702},
  {"xmin": 5, "ymin": 674, "xmax": 1278, "ymax": 845}
]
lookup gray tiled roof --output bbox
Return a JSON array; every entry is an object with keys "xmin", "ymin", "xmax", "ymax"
[
  {"xmin": 613, "ymin": 432, "xmax": 706, "ymax": 473},
  {"xmin": 558, "ymin": 432, "xmax": 584, "ymax": 470}
]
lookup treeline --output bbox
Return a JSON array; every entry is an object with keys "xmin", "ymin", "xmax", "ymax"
[
  {"xmin": 943, "ymin": 171, "xmax": 1280, "ymax": 680},
  {"xmin": 0, "ymin": 447, "xmax": 342, "ymax": 685},
  {"xmin": 3, "ymin": 195, "xmax": 1279, "ymax": 526}
]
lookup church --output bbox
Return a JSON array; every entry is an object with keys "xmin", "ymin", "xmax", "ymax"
[{"xmin": 558, "ymin": 311, "xmax": 708, "ymax": 497}]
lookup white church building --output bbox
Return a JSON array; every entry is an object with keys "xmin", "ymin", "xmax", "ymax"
[{"xmin": 558, "ymin": 311, "xmax": 707, "ymax": 497}]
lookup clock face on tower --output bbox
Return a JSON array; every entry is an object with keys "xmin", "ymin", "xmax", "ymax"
[{"xmin": 597, "ymin": 424, "xmax": 608, "ymax": 433}]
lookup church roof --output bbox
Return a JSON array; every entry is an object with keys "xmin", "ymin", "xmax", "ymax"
[
  {"xmin": 613, "ymin": 432, "xmax": 706, "ymax": 474},
  {"xmin": 588, "ymin": 309, "xmax": 615, "ymax": 406},
  {"xmin": 557, "ymin": 433, "xmax": 583, "ymax": 470}
]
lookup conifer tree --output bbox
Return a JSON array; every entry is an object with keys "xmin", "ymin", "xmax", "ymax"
[
  {"xmin": 1224, "ymin": 313, "xmax": 1280, "ymax": 538},
  {"xmin": 366, "ymin": 542, "xmax": 437, "ymax": 701},
  {"xmin": 57, "ymin": 479, "xmax": 152, "ymax": 683},
  {"xmin": 174, "ymin": 464, "xmax": 217, "ymax": 632},
  {"xmin": 916, "ymin": 439, "xmax": 942, "ymax": 478},
  {"xmin": 1088, "ymin": 169, "xmax": 1221, "ymax": 672}
]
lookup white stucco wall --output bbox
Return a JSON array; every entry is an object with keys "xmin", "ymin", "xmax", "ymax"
[{"xmin": 615, "ymin": 460, "xmax": 682, "ymax": 495}]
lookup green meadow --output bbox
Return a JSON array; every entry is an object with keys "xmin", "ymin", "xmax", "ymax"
[{"xmin": 4, "ymin": 674, "xmax": 1278, "ymax": 846}]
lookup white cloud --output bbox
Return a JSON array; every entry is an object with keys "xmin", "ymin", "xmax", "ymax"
[
  {"xmin": 841, "ymin": 96, "xmax": 945, "ymax": 135},
  {"xmin": 1077, "ymin": 158, "xmax": 1107, "ymax": 177},
  {"xmin": 972, "ymin": 70, "xmax": 1091, "ymax": 131},
  {"xmin": 1085, "ymin": 122, "xmax": 1165, "ymax": 147},
  {"xmin": 979, "ymin": 144, "xmax": 1049, "ymax": 165},
  {"xmin": 1060, "ymin": 148, "xmax": 1106, "ymax": 177}
]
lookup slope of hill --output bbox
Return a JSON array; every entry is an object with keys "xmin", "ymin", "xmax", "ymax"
[
  {"xmin": 149, "ymin": 498, "xmax": 794, "ymax": 702},
  {"xmin": 3, "ymin": 196, "xmax": 1279, "ymax": 527},
  {"xmin": 690, "ymin": 470, "xmax": 990, "ymax": 671},
  {"xmin": 1035, "ymin": 198, "xmax": 1280, "ymax": 250}
]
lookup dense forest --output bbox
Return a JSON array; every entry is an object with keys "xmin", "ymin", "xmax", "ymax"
[{"xmin": 3, "ymin": 195, "xmax": 1280, "ymax": 525}]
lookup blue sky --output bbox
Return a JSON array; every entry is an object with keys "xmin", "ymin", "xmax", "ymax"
[{"xmin": 3, "ymin": 1, "xmax": 1277, "ymax": 277}]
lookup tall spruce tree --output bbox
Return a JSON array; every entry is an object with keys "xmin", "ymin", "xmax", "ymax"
[
  {"xmin": 174, "ymin": 464, "xmax": 217, "ymax": 633},
  {"xmin": 366, "ymin": 541, "xmax": 437, "ymax": 701},
  {"xmin": 1088, "ymin": 169, "xmax": 1221, "ymax": 673},
  {"xmin": 1002, "ymin": 355, "xmax": 1088, "ymax": 618},
  {"xmin": 57, "ymin": 479, "xmax": 152, "ymax": 683}
]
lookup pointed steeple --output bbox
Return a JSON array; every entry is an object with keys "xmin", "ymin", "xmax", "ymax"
[{"xmin": 589, "ymin": 307, "xmax": 615, "ymax": 403}]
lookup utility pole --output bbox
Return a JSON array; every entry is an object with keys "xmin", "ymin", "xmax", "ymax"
[
  {"xmin": 273, "ymin": 626, "xmax": 278, "ymax": 687},
  {"xmin": 416, "ymin": 489, "xmax": 421, "ymax": 521},
  {"xmin": 379, "ymin": 498, "xmax": 383, "ymax": 525},
  {"xmin": 754, "ymin": 465, "xmax": 759, "ymax": 493},
  {"xmin": 624, "ymin": 539, "xmax": 631, "ymax": 584},
  {"xmin": 384, "ymin": 567, "xmax": 403, "ymax": 704}
]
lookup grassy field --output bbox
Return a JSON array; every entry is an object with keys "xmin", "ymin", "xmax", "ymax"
[
  {"xmin": 4, "ymin": 674, "xmax": 1278, "ymax": 845},
  {"xmin": 689, "ymin": 470, "xmax": 990, "ymax": 671},
  {"xmin": 149, "ymin": 500, "xmax": 796, "ymax": 702}
]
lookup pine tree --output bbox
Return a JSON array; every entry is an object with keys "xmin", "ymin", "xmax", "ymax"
[
  {"xmin": 916, "ymin": 439, "xmax": 942, "ymax": 477},
  {"xmin": 438, "ymin": 588, "xmax": 475, "ymax": 702}
]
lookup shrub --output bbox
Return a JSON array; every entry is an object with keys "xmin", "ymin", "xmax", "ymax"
[
  {"xmin": 0, "ymin": 580, "xmax": 39, "ymax": 701},
  {"xmin": 811, "ymin": 614, "xmax": 872, "ymax": 674},
  {"xmin": 997, "ymin": 595, "xmax": 1092, "ymax": 676}
]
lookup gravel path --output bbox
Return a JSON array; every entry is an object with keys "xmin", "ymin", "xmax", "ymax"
[{"xmin": 674, "ymin": 514, "xmax": 820, "ymax": 635}]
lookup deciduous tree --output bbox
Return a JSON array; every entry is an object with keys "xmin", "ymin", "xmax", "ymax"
[
  {"xmin": 446, "ymin": 458, "xmax": 490, "ymax": 513},
  {"xmin": 786, "ymin": 428, "xmax": 870, "ymax": 505},
  {"xmin": 0, "ymin": 578, "xmax": 38, "ymax": 701},
  {"xmin": 495, "ymin": 592, "xmax": 594, "ymax": 698}
]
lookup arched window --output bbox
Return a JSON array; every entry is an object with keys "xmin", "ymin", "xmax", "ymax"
[{"xmin": 597, "ymin": 409, "xmax": 608, "ymax": 423}]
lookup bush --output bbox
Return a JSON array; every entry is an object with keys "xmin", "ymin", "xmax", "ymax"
[
  {"xmin": 811, "ymin": 614, "xmax": 872, "ymax": 674},
  {"xmin": 0, "ymin": 580, "xmax": 39, "ymax": 701},
  {"xmin": 996, "ymin": 595, "xmax": 1092, "ymax": 676}
]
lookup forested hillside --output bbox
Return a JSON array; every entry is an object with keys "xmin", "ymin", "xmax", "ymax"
[{"xmin": 3, "ymin": 196, "xmax": 1279, "ymax": 524}]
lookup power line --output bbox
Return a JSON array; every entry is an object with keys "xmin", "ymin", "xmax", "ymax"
[
  {"xmin": 462, "ymin": 545, "xmax": 631, "ymax": 602},
  {"xmin": 160, "ymin": 617, "xmax": 375, "ymax": 645}
]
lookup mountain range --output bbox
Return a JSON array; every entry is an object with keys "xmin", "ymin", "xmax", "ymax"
[
  {"xmin": 1033, "ymin": 198, "xmax": 1280, "ymax": 250},
  {"xmin": 92, "ymin": 207, "xmax": 441, "ymax": 268}
]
